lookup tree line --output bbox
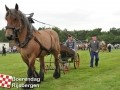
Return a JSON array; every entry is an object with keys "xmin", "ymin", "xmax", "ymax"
[
  {"xmin": 0, "ymin": 27, "xmax": 120, "ymax": 44},
  {"xmin": 51, "ymin": 27, "xmax": 120, "ymax": 44}
]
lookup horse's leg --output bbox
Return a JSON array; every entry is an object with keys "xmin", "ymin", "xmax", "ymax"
[
  {"xmin": 28, "ymin": 57, "xmax": 40, "ymax": 83},
  {"xmin": 21, "ymin": 55, "xmax": 31, "ymax": 78},
  {"xmin": 53, "ymin": 51, "xmax": 61, "ymax": 79},
  {"xmin": 39, "ymin": 56, "xmax": 45, "ymax": 81},
  {"xmin": 23, "ymin": 57, "xmax": 41, "ymax": 89},
  {"xmin": 22, "ymin": 55, "xmax": 39, "ymax": 85},
  {"xmin": 21, "ymin": 55, "xmax": 29, "ymax": 68},
  {"xmin": 21, "ymin": 56, "xmax": 32, "ymax": 89}
]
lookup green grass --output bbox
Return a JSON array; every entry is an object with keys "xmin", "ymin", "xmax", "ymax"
[{"xmin": 0, "ymin": 49, "xmax": 120, "ymax": 90}]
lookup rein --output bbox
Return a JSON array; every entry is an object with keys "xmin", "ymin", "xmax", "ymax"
[{"xmin": 32, "ymin": 18, "xmax": 54, "ymax": 27}]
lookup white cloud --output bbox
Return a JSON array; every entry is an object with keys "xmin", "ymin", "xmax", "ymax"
[{"xmin": 1, "ymin": 0, "xmax": 120, "ymax": 31}]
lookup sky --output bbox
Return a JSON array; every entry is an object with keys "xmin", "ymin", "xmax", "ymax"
[{"xmin": 1, "ymin": 0, "xmax": 120, "ymax": 31}]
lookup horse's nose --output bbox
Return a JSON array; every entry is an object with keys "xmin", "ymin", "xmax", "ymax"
[{"xmin": 6, "ymin": 35, "xmax": 13, "ymax": 40}]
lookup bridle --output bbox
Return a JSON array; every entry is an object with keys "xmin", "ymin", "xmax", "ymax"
[
  {"xmin": 5, "ymin": 16, "xmax": 33, "ymax": 48},
  {"xmin": 6, "ymin": 25, "xmax": 20, "ymax": 42}
]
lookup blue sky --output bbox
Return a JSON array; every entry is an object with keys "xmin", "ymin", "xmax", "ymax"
[{"xmin": 1, "ymin": 0, "xmax": 120, "ymax": 31}]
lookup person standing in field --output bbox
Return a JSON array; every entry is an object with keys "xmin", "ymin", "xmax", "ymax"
[
  {"xmin": 2, "ymin": 44, "xmax": 6, "ymax": 56},
  {"xmin": 89, "ymin": 35, "xmax": 100, "ymax": 67}
]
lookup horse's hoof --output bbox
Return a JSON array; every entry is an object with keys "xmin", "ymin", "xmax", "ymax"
[
  {"xmin": 53, "ymin": 72, "xmax": 60, "ymax": 79},
  {"xmin": 39, "ymin": 73, "xmax": 44, "ymax": 81}
]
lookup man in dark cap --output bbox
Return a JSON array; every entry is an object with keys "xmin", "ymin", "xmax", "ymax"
[{"xmin": 89, "ymin": 35, "xmax": 100, "ymax": 67}]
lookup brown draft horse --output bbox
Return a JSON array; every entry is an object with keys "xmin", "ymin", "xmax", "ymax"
[{"xmin": 5, "ymin": 4, "xmax": 60, "ymax": 89}]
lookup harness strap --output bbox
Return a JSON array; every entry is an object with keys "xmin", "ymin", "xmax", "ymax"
[
  {"xmin": 19, "ymin": 33, "xmax": 33, "ymax": 48},
  {"xmin": 34, "ymin": 37, "xmax": 51, "ymax": 56},
  {"xmin": 18, "ymin": 24, "xmax": 33, "ymax": 48},
  {"xmin": 34, "ymin": 30, "xmax": 53, "ymax": 56}
]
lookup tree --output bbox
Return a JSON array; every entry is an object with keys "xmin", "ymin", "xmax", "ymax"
[{"xmin": 0, "ymin": 28, "xmax": 8, "ymax": 42}]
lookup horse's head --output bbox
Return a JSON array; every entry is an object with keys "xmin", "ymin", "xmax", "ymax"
[{"xmin": 5, "ymin": 4, "xmax": 29, "ymax": 40}]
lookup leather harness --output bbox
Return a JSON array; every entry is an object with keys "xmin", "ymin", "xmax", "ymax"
[
  {"xmin": 34, "ymin": 31, "xmax": 52, "ymax": 56},
  {"xmin": 6, "ymin": 13, "xmax": 52, "ymax": 55},
  {"xmin": 6, "ymin": 24, "xmax": 52, "ymax": 55}
]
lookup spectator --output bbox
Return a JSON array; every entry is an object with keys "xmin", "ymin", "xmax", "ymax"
[
  {"xmin": 2, "ymin": 44, "xmax": 6, "ymax": 56},
  {"xmin": 89, "ymin": 35, "xmax": 100, "ymax": 67}
]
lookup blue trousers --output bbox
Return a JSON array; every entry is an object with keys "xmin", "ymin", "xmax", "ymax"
[{"xmin": 90, "ymin": 51, "xmax": 99, "ymax": 67}]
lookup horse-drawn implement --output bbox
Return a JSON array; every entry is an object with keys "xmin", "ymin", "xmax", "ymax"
[{"xmin": 45, "ymin": 43, "xmax": 80, "ymax": 74}]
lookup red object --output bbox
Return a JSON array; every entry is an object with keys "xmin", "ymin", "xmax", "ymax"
[{"xmin": 0, "ymin": 74, "xmax": 12, "ymax": 88}]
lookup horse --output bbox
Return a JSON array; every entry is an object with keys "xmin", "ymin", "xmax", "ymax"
[{"xmin": 5, "ymin": 4, "xmax": 60, "ymax": 89}]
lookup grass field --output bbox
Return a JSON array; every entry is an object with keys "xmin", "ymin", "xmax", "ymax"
[{"xmin": 0, "ymin": 49, "xmax": 120, "ymax": 90}]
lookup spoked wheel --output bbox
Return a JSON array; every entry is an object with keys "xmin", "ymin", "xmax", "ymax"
[{"xmin": 74, "ymin": 53, "xmax": 80, "ymax": 69}]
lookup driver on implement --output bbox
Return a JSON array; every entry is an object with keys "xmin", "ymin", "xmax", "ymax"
[
  {"xmin": 63, "ymin": 35, "xmax": 77, "ymax": 70},
  {"xmin": 65, "ymin": 35, "xmax": 77, "ymax": 52}
]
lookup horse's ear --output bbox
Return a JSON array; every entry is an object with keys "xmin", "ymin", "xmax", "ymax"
[
  {"xmin": 15, "ymin": 3, "xmax": 19, "ymax": 11},
  {"xmin": 5, "ymin": 5, "xmax": 9, "ymax": 11}
]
